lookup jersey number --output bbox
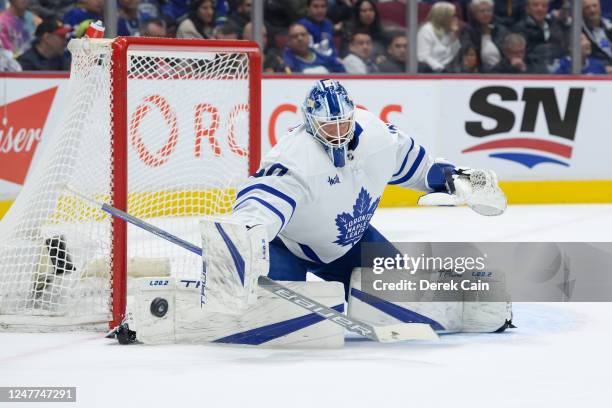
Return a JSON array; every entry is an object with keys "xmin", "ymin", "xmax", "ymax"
[{"xmin": 253, "ymin": 163, "xmax": 288, "ymax": 178}]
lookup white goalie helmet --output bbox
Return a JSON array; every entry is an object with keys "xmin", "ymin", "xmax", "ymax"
[{"xmin": 302, "ymin": 79, "xmax": 356, "ymax": 168}]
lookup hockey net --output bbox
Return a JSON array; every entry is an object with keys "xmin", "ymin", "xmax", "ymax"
[{"xmin": 0, "ymin": 38, "xmax": 261, "ymax": 331}]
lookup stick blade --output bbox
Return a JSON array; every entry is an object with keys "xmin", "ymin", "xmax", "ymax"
[{"xmin": 373, "ymin": 323, "xmax": 439, "ymax": 342}]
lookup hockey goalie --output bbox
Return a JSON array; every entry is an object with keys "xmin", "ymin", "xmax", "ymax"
[{"xmin": 115, "ymin": 79, "xmax": 512, "ymax": 347}]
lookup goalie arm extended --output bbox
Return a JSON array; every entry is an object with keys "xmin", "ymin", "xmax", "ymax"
[{"xmin": 385, "ymin": 126, "xmax": 506, "ymax": 216}]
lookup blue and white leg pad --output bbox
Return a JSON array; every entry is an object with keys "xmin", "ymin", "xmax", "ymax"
[
  {"xmin": 199, "ymin": 217, "xmax": 268, "ymax": 315},
  {"xmin": 348, "ymin": 268, "xmax": 512, "ymax": 333},
  {"xmin": 125, "ymin": 277, "xmax": 345, "ymax": 347}
]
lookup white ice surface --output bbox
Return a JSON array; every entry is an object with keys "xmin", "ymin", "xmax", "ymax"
[{"xmin": 1, "ymin": 204, "xmax": 611, "ymax": 408}]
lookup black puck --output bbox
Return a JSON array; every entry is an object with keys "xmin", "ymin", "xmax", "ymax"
[{"xmin": 150, "ymin": 297, "xmax": 169, "ymax": 318}]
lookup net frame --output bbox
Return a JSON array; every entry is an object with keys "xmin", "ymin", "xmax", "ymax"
[
  {"xmin": 111, "ymin": 38, "xmax": 261, "ymax": 329},
  {"xmin": 0, "ymin": 37, "xmax": 261, "ymax": 330}
]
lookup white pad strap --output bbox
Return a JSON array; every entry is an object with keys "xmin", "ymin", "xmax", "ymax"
[{"xmin": 200, "ymin": 218, "xmax": 268, "ymax": 314}]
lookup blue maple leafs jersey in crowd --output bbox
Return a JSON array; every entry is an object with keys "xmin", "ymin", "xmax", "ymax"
[{"xmin": 232, "ymin": 108, "xmax": 438, "ymax": 264}]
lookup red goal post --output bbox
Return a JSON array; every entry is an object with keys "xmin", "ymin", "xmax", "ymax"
[{"xmin": 110, "ymin": 38, "xmax": 261, "ymax": 328}]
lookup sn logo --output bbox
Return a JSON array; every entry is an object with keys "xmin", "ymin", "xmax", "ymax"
[{"xmin": 466, "ymin": 86, "xmax": 584, "ymax": 140}]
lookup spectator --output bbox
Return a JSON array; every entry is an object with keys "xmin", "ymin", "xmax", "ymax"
[
  {"xmin": 162, "ymin": 0, "xmax": 228, "ymax": 23},
  {"xmin": 0, "ymin": 0, "xmax": 37, "ymax": 56},
  {"xmin": 139, "ymin": 0, "xmax": 162, "ymax": 19},
  {"xmin": 243, "ymin": 21, "xmax": 290, "ymax": 73},
  {"xmin": 17, "ymin": 18, "xmax": 71, "ymax": 70},
  {"xmin": 283, "ymin": 22, "xmax": 346, "ymax": 73},
  {"xmin": 376, "ymin": 31, "xmax": 407, "ymax": 73},
  {"xmin": 582, "ymin": 0, "xmax": 612, "ymax": 67},
  {"xmin": 29, "ymin": 1, "xmax": 76, "ymax": 20},
  {"xmin": 512, "ymin": 0, "xmax": 569, "ymax": 71},
  {"xmin": 490, "ymin": 32, "xmax": 547, "ymax": 73},
  {"xmin": 176, "ymin": 0, "xmax": 214, "ymax": 39},
  {"xmin": 298, "ymin": 0, "xmax": 337, "ymax": 58},
  {"xmin": 341, "ymin": 29, "xmax": 378, "ymax": 73},
  {"xmin": 159, "ymin": 0, "xmax": 186, "ymax": 21},
  {"xmin": 0, "ymin": 48, "xmax": 21, "ymax": 71},
  {"xmin": 553, "ymin": 33, "xmax": 606, "ymax": 75},
  {"xmin": 448, "ymin": 43, "xmax": 481, "ymax": 73},
  {"xmin": 417, "ymin": 1, "xmax": 461, "ymax": 72},
  {"xmin": 140, "ymin": 17, "xmax": 167, "ymax": 37},
  {"xmin": 161, "ymin": 0, "xmax": 189, "ymax": 20},
  {"xmin": 213, "ymin": 20, "xmax": 240, "ymax": 40},
  {"xmin": 213, "ymin": 0, "xmax": 229, "ymax": 27},
  {"xmin": 603, "ymin": 1, "xmax": 612, "ymax": 20},
  {"xmin": 493, "ymin": 0, "xmax": 526, "ymax": 27},
  {"xmin": 63, "ymin": 0, "xmax": 103, "ymax": 36},
  {"xmin": 461, "ymin": 0, "xmax": 508, "ymax": 71},
  {"xmin": 228, "ymin": 0, "xmax": 251, "ymax": 32},
  {"xmin": 342, "ymin": 0, "xmax": 385, "ymax": 56},
  {"xmin": 264, "ymin": 0, "xmax": 305, "ymax": 39},
  {"xmin": 328, "ymin": 0, "xmax": 355, "ymax": 32},
  {"xmin": 550, "ymin": 0, "xmax": 572, "ymax": 26},
  {"xmin": 118, "ymin": 0, "xmax": 141, "ymax": 36}
]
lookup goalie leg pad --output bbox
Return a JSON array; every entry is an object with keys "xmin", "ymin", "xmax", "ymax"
[
  {"xmin": 199, "ymin": 217, "xmax": 268, "ymax": 314},
  {"xmin": 126, "ymin": 277, "xmax": 345, "ymax": 347},
  {"xmin": 123, "ymin": 277, "xmax": 176, "ymax": 344},
  {"xmin": 348, "ymin": 268, "xmax": 512, "ymax": 333}
]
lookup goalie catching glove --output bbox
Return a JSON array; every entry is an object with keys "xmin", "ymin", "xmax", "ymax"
[{"xmin": 418, "ymin": 165, "xmax": 507, "ymax": 216}]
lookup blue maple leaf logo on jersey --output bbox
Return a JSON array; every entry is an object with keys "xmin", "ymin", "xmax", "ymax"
[{"xmin": 333, "ymin": 188, "xmax": 381, "ymax": 247}]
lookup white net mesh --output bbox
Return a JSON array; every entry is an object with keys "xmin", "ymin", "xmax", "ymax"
[{"xmin": 0, "ymin": 39, "xmax": 256, "ymax": 330}]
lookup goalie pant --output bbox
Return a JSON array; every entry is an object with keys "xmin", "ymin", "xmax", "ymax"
[{"xmin": 268, "ymin": 224, "xmax": 512, "ymax": 333}]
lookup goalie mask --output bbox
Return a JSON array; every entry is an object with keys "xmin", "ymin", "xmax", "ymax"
[{"xmin": 302, "ymin": 79, "xmax": 356, "ymax": 168}]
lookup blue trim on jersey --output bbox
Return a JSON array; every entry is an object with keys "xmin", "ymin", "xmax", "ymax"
[
  {"xmin": 237, "ymin": 184, "xmax": 297, "ymax": 217},
  {"xmin": 234, "ymin": 196, "xmax": 286, "ymax": 231},
  {"xmin": 392, "ymin": 138, "xmax": 415, "ymax": 178},
  {"xmin": 350, "ymin": 288, "xmax": 445, "ymax": 331},
  {"xmin": 213, "ymin": 304, "xmax": 345, "ymax": 345},
  {"xmin": 348, "ymin": 121, "xmax": 362, "ymax": 151},
  {"xmin": 214, "ymin": 222, "xmax": 246, "ymax": 286},
  {"xmin": 388, "ymin": 146, "xmax": 425, "ymax": 186},
  {"xmin": 299, "ymin": 243, "xmax": 325, "ymax": 264}
]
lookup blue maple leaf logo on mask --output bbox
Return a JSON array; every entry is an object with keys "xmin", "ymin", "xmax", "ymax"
[{"xmin": 333, "ymin": 187, "xmax": 381, "ymax": 247}]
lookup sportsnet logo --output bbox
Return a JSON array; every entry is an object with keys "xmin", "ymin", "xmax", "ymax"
[
  {"xmin": 462, "ymin": 87, "xmax": 583, "ymax": 168},
  {"xmin": 0, "ymin": 87, "xmax": 58, "ymax": 184}
]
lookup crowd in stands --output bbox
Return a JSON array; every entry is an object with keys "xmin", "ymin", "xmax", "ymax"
[{"xmin": 0, "ymin": 0, "xmax": 611, "ymax": 75}]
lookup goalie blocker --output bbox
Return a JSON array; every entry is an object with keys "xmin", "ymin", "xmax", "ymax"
[{"xmin": 198, "ymin": 218, "xmax": 268, "ymax": 314}]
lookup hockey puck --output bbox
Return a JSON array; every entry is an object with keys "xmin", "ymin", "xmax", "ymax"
[{"xmin": 150, "ymin": 297, "xmax": 169, "ymax": 318}]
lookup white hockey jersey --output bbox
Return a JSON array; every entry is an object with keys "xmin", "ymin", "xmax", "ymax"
[{"xmin": 232, "ymin": 108, "xmax": 437, "ymax": 264}]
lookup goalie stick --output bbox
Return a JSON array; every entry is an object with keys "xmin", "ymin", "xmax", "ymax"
[{"xmin": 66, "ymin": 187, "xmax": 438, "ymax": 343}]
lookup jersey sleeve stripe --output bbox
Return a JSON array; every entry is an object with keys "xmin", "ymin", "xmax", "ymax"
[
  {"xmin": 233, "ymin": 196, "xmax": 286, "ymax": 231},
  {"xmin": 388, "ymin": 146, "xmax": 425, "ymax": 186},
  {"xmin": 392, "ymin": 138, "xmax": 415, "ymax": 178},
  {"xmin": 237, "ymin": 184, "xmax": 297, "ymax": 215}
]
